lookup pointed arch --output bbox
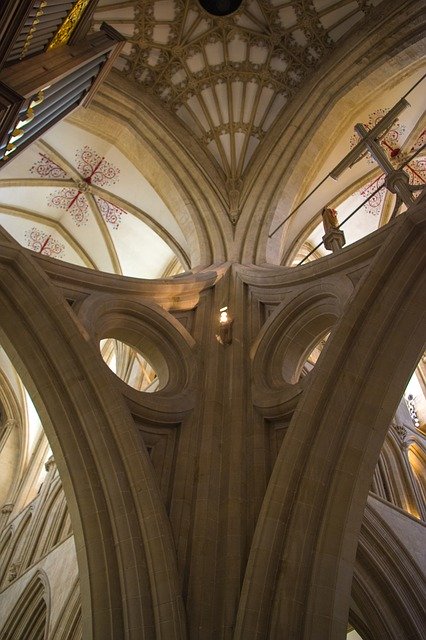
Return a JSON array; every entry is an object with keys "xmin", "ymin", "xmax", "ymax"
[
  {"xmin": 351, "ymin": 500, "xmax": 425, "ymax": 640},
  {"xmin": 22, "ymin": 478, "xmax": 69, "ymax": 571},
  {"xmin": 407, "ymin": 440, "xmax": 426, "ymax": 506},
  {"xmin": 0, "ymin": 508, "xmax": 33, "ymax": 586},
  {"xmin": 0, "ymin": 527, "xmax": 13, "ymax": 572},
  {"xmin": 237, "ymin": 3, "xmax": 425, "ymax": 264},
  {"xmin": 372, "ymin": 423, "xmax": 425, "ymax": 519},
  {"xmin": 0, "ymin": 570, "xmax": 50, "ymax": 640},
  {"xmin": 71, "ymin": 77, "xmax": 230, "ymax": 266},
  {"xmin": 236, "ymin": 198, "xmax": 426, "ymax": 638},
  {"xmin": 0, "ymin": 364, "xmax": 25, "ymax": 509},
  {"xmin": 50, "ymin": 578, "xmax": 82, "ymax": 640},
  {"xmin": 0, "ymin": 230, "xmax": 186, "ymax": 637}
]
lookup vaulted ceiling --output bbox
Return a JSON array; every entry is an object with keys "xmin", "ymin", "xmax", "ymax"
[
  {"xmin": 0, "ymin": 120, "xmax": 187, "ymax": 277},
  {"xmin": 93, "ymin": 0, "xmax": 387, "ymax": 180},
  {"xmin": 0, "ymin": 0, "xmax": 424, "ymax": 273}
]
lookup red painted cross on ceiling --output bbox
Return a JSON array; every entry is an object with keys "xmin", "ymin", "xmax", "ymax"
[{"xmin": 29, "ymin": 146, "xmax": 127, "ymax": 229}]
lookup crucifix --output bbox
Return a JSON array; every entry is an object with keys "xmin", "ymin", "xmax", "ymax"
[{"xmin": 330, "ymin": 98, "xmax": 416, "ymax": 212}]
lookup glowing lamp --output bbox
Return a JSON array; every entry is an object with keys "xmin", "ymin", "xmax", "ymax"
[
  {"xmin": 219, "ymin": 307, "xmax": 228, "ymax": 324},
  {"xmin": 216, "ymin": 306, "xmax": 233, "ymax": 345}
]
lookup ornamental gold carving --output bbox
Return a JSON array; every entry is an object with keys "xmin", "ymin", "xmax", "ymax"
[{"xmin": 48, "ymin": 0, "xmax": 92, "ymax": 50}]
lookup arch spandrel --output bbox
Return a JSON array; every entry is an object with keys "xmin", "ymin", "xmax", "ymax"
[
  {"xmin": 0, "ymin": 569, "xmax": 51, "ymax": 640},
  {"xmin": 250, "ymin": 280, "xmax": 351, "ymax": 394}
]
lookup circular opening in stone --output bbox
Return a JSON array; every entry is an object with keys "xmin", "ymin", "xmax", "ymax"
[
  {"xmin": 298, "ymin": 332, "xmax": 330, "ymax": 380},
  {"xmin": 198, "ymin": 0, "xmax": 243, "ymax": 16},
  {"xmin": 100, "ymin": 338, "xmax": 159, "ymax": 392}
]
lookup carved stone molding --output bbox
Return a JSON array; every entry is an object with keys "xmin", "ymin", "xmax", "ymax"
[
  {"xmin": 44, "ymin": 455, "xmax": 56, "ymax": 472},
  {"xmin": 1, "ymin": 502, "xmax": 14, "ymax": 515},
  {"xmin": 7, "ymin": 560, "xmax": 21, "ymax": 582}
]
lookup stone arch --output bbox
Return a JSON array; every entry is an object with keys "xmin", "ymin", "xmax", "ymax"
[
  {"xmin": 235, "ymin": 199, "xmax": 426, "ymax": 638},
  {"xmin": 236, "ymin": 1, "xmax": 424, "ymax": 264},
  {"xmin": 0, "ymin": 237, "xmax": 186, "ymax": 638},
  {"xmin": 45, "ymin": 490, "xmax": 69, "ymax": 552},
  {"xmin": 407, "ymin": 441, "xmax": 426, "ymax": 506},
  {"xmin": 0, "ymin": 570, "xmax": 50, "ymax": 640},
  {"xmin": 76, "ymin": 292, "xmax": 197, "ymax": 418},
  {"xmin": 350, "ymin": 501, "xmax": 425, "ymax": 640},
  {"xmin": 373, "ymin": 425, "xmax": 424, "ymax": 519},
  {"xmin": 0, "ymin": 366, "xmax": 25, "ymax": 510},
  {"xmin": 22, "ymin": 478, "xmax": 67, "ymax": 571},
  {"xmin": 0, "ymin": 527, "xmax": 12, "ymax": 579},
  {"xmin": 0, "ymin": 508, "xmax": 33, "ymax": 586},
  {"xmin": 251, "ymin": 280, "xmax": 350, "ymax": 413}
]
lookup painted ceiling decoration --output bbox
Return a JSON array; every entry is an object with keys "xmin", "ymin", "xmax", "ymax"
[
  {"xmin": 292, "ymin": 121, "xmax": 426, "ymax": 265},
  {"xmin": 30, "ymin": 154, "xmax": 68, "ymax": 180},
  {"xmin": 93, "ymin": 0, "xmax": 386, "ymax": 186},
  {"xmin": 351, "ymin": 123, "xmax": 426, "ymax": 217},
  {"xmin": 0, "ymin": 121, "xmax": 187, "ymax": 278},
  {"xmin": 36, "ymin": 146, "xmax": 126, "ymax": 229},
  {"xmin": 349, "ymin": 108, "xmax": 406, "ymax": 161},
  {"xmin": 0, "ymin": 1, "xmax": 422, "ymax": 273},
  {"xmin": 25, "ymin": 227, "xmax": 66, "ymax": 258},
  {"xmin": 347, "ymin": 113, "xmax": 425, "ymax": 218},
  {"xmin": 357, "ymin": 174, "xmax": 386, "ymax": 217},
  {"xmin": 270, "ymin": 60, "xmax": 426, "ymax": 266},
  {"xmin": 348, "ymin": 109, "xmax": 426, "ymax": 187}
]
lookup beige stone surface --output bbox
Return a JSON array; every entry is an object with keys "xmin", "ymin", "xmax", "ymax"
[{"xmin": 0, "ymin": 1, "xmax": 425, "ymax": 639}]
